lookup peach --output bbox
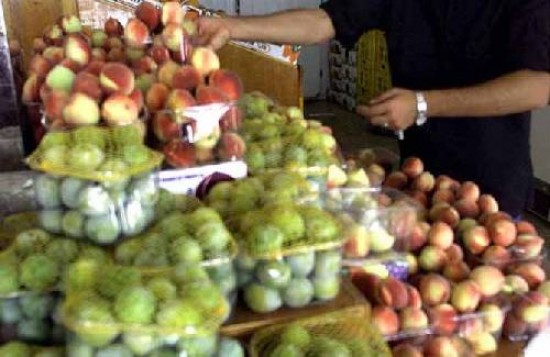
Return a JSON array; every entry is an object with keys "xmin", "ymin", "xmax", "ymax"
[
  {"xmin": 135, "ymin": 73, "xmax": 155, "ymax": 93},
  {"xmin": 516, "ymin": 220, "xmax": 538, "ymax": 235},
  {"xmin": 210, "ymin": 69, "xmax": 244, "ymax": 101},
  {"xmin": 162, "ymin": 23, "xmax": 186, "ymax": 52},
  {"xmin": 428, "ymin": 303, "xmax": 458, "ymax": 335},
  {"xmin": 105, "ymin": 36, "xmax": 123, "ymax": 50},
  {"xmin": 148, "ymin": 45, "xmax": 171, "ymax": 64},
  {"xmin": 33, "ymin": 38, "xmax": 47, "ymax": 54},
  {"xmin": 392, "ymin": 344, "xmax": 423, "ymax": 357},
  {"xmin": 46, "ymin": 65, "xmax": 75, "ymax": 93},
  {"xmin": 456, "ymin": 218, "xmax": 477, "ymax": 238},
  {"xmin": 153, "ymin": 112, "xmax": 181, "ymax": 143},
  {"xmin": 158, "ymin": 60, "xmax": 180, "ymax": 87},
  {"xmin": 427, "ymin": 222, "xmax": 453, "ymax": 250},
  {"xmin": 190, "ymin": 47, "xmax": 220, "ymax": 77},
  {"xmin": 59, "ymin": 58, "xmax": 82, "ymax": 73},
  {"xmin": 431, "ymin": 189, "xmax": 455, "ymax": 205},
  {"xmin": 424, "ymin": 336, "xmax": 460, "ymax": 357},
  {"xmin": 102, "ymin": 94, "xmax": 139, "ymax": 126},
  {"xmin": 72, "ymin": 72, "xmax": 102, "ymax": 101},
  {"xmin": 406, "ymin": 285, "xmax": 422, "ymax": 309},
  {"xmin": 478, "ymin": 194, "xmax": 499, "ymax": 215},
  {"xmin": 61, "ymin": 14, "xmax": 82, "ymax": 33},
  {"xmin": 136, "ymin": 2, "xmax": 160, "ymax": 30},
  {"xmin": 512, "ymin": 263, "xmax": 546, "ymax": 289},
  {"xmin": 503, "ymin": 313, "xmax": 528, "ymax": 338},
  {"xmin": 451, "ymin": 280, "xmax": 481, "ymax": 313},
  {"xmin": 126, "ymin": 48, "xmax": 145, "ymax": 63},
  {"xmin": 196, "ymin": 147, "xmax": 215, "ymax": 163},
  {"xmin": 406, "ymin": 190, "xmax": 428, "ymax": 209},
  {"xmin": 376, "ymin": 277, "xmax": 409, "ymax": 309},
  {"xmin": 383, "ymin": 171, "xmax": 408, "ymax": 190},
  {"xmin": 431, "ymin": 205, "xmax": 460, "ymax": 228},
  {"xmin": 133, "ymin": 56, "xmax": 158, "ymax": 75},
  {"xmin": 514, "ymin": 291, "xmax": 549, "ymax": 323},
  {"xmin": 419, "ymin": 273, "xmax": 451, "ymax": 306},
  {"xmin": 407, "ymin": 222, "xmax": 429, "ymax": 252},
  {"xmin": 487, "ymin": 218, "xmax": 517, "ymax": 247},
  {"xmin": 462, "ymin": 226, "xmax": 490, "ymax": 255},
  {"xmin": 43, "ymin": 24, "xmax": 63, "ymax": 46},
  {"xmin": 503, "ymin": 275, "xmax": 530, "ymax": 295},
  {"xmin": 91, "ymin": 30, "xmax": 108, "ymax": 48},
  {"xmin": 469, "ymin": 265, "xmax": 505, "ymax": 297},
  {"xmin": 445, "ymin": 244, "xmax": 463, "ymax": 263},
  {"xmin": 166, "ymin": 89, "xmax": 197, "ymax": 111},
  {"xmin": 512, "ymin": 234, "xmax": 544, "ymax": 259},
  {"xmin": 64, "ymin": 34, "xmax": 91, "ymax": 66},
  {"xmin": 163, "ymin": 140, "xmax": 197, "ymax": 168},
  {"xmin": 482, "ymin": 245, "xmax": 511, "ymax": 269},
  {"xmin": 44, "ymin": 90, "xmax": 69, "ymax": 120},
  {"xmin": 434, "ymin": 175, "xmax": 460, "ymax": 192},
  {"xmin": 467, "ymin": 331, "xmax": 497, "ymax": 355},
  {"xmin": 481, "ymin": 211, "xmax": 512, "ymax": 227},
  {"xmin": 350, "ymin": 272, "xmax": 380, "ymax": 303},
  {"xmin": 91, "ymin": 48, "xmax": 107, "ymax": 61},
  {"xmin": 39, "ymin": 83, "xmax": 53, "ymax": 103},
  {"xmin": 172, "ymin": 65, "xmax": 202, "ymax": 90},
  {"xmin": 453, "ymin": 198, "xmax": 480, "ymax": 219},
  {"xmin": 22, "ymin": 74, "xmax": 42, "ymax": 103},
  {"xmin": 196, "ymin": 85, "xmax": 230, "ymax": 104},
  {"xmin": 406, "ymin": 253, "xmax": 419, "ymax": 275},
  {"xmin": 172, "ymin": 41, "xmax": 193, "ymax": 64},
  {"xmin": 217, "ymin": 132, "xmax": 246, "ymax": 161},
  {"xmin": 343, "ymin": 224, "xmax": 369, "ymax": 258},
  {"xmin": 107, "ymin": 48, "xmax": 125, "ymax": 62},
  {"xmin": 479, "ymin": 303, "xmax": 506, "ymax": 333},
  {"xmin": 104, "ymin": 18, "xmax": 123, "ymax": 37},
  {"xmin": 400, "ymin": 307, "xmax": 429, "ymax": 330},
  {"xmin": 371, "ymin": 306, "xmax": 400, "ymax": 335},
  {"xmin": 457, "ymin": 181, "xmax": 480, "ymax": 202},
  {"xmin": 442, "ymin": 261, "xmax": 470, "ymax": 283},
  {"xmin": 129, "ymin": 89, "xmax": 144, "ymax": 112},
  {"xmin": 146, "ymin": 83, "xmax": 170, "ymax": 112},
  {"xmin": 63, "ymin": 93, "xmax": 100, "ymax": 125},
  {"xmin": 537, "ymin": 281, "xmax": 550, "ymax": 301},
  {"xmin": 43, "ymin": 46, "xmax": 65, "ymax": 64},
  {"xmin": 457, "ymin": 318, "xmax": 484, "ymax": 338},
  {"xmin": 411, "ymin": 171, "xmax": 435, "ymax": 192},
  {"xmin": 84, "ymin": 60, "xmax": 105, "ymax": 77},
  {"xmin": 28, "ymin": 55, "xmax": 52, "ymax": 77},
  {"xmin": 100, "ymin": 63, "xmax": 135, "ymax": 95},
  {"xmin": 220, "ymin": 106, "xmax": 243, "ymax": 131},
  {"xmin": 401, "ymin": 157, "xmax": 424, "ymax": 179},
  {"xmin": 419, "ymin": 246, "xmax": 447, "ymax": 272},
  {"xmin": 161, "ymin": 1, "xmax": 184, "ymax": 25},
  {"xmin": 182, "ymin": 19, "xmax": 198, "ymax": 36}
]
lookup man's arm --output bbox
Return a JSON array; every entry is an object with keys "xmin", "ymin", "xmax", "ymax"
[
  {"xmin": 358, "ymin": 70, "xmax": 550, "ymax": 130},
  {"xmin": 197, "ymin": 9, "xmax": 335, "ymax": 50}
]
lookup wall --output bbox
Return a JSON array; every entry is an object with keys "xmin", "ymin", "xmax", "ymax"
[{"xmin": 531, "ymin": 107, "xmax": 550, "ymax": 183}]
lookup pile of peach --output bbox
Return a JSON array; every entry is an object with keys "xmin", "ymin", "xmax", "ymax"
[
  {"xmin": 22, "ymin": 1, "xmax": 247, "ymax": 168},
  {"xmin": 348, "ymin": 156, "xmax": 550, "ymax": 355}
]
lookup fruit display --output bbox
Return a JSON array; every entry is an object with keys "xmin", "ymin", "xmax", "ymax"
[
  {"xmin": 238, "ymin": 92, "xmax": 342, "ymax": 175},
  {"xmin": 61, "ymin": 262, "xmax": 230, "ymax": 354},
  {"xmin": 346, "ymin": 251, "xmax": 414, "ymax": 281},
  {"xmin": 389, "ymin": 333, "xmax": 475, "ymax": 357},
  {"xmin": 0, "ymin": 341, "xmax": 64, "ymax": 357},
  {"xmin": 320, "ymin": 187, "xmax": 419, "ymax": 259},
  {"xmin": 249, "ymin": 313, "xmax": 390, "ymax": 357},
  {"xmin": 33, "ymin": 171, "xmax": 159, "ymax": 245},
  {"xmin": 345, "ymin": 146, "xmax": 400, "ymax": 186},
  {"xmin": 503, "ymin": 287, "xmax": 550, "ymax": 341}
]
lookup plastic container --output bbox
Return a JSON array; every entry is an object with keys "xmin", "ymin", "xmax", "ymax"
[
  {"xmin": 344, "ymin": 251, "xmax": 412, "ymax": 281},
  {"xmin": 503, "ymin": 292, "xmax": 550, "ymax": 342},
  {"xmin": 0, "ymin": 291, "xmax": 64, "ymax": 345},
  {"xmin": 249, "ymin": 312, "xmax": 391, "ymax": 356},
  {"xmin": 387, "ymin": 332, "xmax": 475, "ymax": 356},
  {"xmin": 61, "ymin": 264, "xmax": 230, "ymax": 355},
  {"xmin": 320, "ymin": 187, "xmax": 419, "ymax": 259},
  {"xmin": 345, "ymin": 147, "xmax": 400, "ymax": 186},
  {"xmin": 33, "ymin": 171, "xmax": 159, "ymax": 246}
]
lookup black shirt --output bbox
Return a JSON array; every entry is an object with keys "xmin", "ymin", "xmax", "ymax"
[{"xmin": 321, "ymin": 0, "xmax": 550, "ymax": 216}]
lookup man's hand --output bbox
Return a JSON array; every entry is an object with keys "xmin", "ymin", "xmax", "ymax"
[
  {"xmin": 196, "ymin": 17, "xmax": 232, "ymax": 50},
  {"xmin": 356, "ymin": 88, "xmax": 417, "ymax": 131}
]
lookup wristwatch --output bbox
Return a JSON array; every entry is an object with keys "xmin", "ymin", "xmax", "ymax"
[{"xmin": 415, "ymin": 92, "xmax": 428, "ymax": 126}]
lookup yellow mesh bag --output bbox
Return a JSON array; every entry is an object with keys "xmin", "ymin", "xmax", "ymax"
[
  {"xmin": 26, "ymin": 125, "xmax": 163, "ymax": 183},
  {"xmin": 0, "ymin": 212, "xmax": 39, "ymax": 250},
  {"xmin": 357, "ymin": 30, "xmax": 393, "ymax": 105},
  {"xmin": 249, "ymin": 312, "xmax": 391, "ymax": 357}
]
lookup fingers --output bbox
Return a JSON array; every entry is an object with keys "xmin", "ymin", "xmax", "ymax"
[
  {"xmin": 369, "ymin": 115, "xmax": 389, "ymax": 127},
  {"xmin": 208, "ymin": 29, "xmax": 230, "ymax": 51},
  {"xmin": 369, "ymin": 88, "xmax": 401, "ymax": 104},
  {"xmin": 356, "ymin": 103, "xmax": 388, "ymax": 118}
]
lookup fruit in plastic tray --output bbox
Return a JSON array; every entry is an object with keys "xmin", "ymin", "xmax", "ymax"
[{"xmin": 244, "ymin": 283, "xmax": 283, "ymax": 313}]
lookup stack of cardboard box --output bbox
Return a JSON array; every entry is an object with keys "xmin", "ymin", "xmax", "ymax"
[{"xmin": 327, "ymin": 39, "xmax": 357, "ymax": 112}]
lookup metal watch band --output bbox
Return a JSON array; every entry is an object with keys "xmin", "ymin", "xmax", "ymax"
[{"xmin": 415, "ymin": 92, "xmax": 428, "ymax": 126}]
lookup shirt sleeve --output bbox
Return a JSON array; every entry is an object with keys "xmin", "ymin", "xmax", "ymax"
[
  {"xmin": 320, "ymin": 0, "xmax": 389, "ymax": 48},
  {"xmin": 507, "ymin": 0, "xmax": 549, "ymax": 72}
]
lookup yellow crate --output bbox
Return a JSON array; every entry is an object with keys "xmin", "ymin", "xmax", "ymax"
[{"xmin": 356, "ymin": 30, "xmax": 392, "ymax": 105}]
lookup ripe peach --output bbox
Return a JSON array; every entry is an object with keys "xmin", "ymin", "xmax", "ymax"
[
  {"xmin": 91, "ymin": 30, "xmax": 107, "ymax": 48},
  {"xmin": 487, "ymin": 218, "xmax": 517, "ymax": 247},
  {"xmin": 445, "ymin": 244, "xmax": 463, "ymax": 264},
  {"xmin": 400, "ymin": 307, "xmax": 429, "ymax": 330},
  {"xmin": 172, "ymin": 65, "xmax": 202, "ymax": 90},
  {"xmin": 453, "ymin": 198, "xmax": 480, "ymax": 219},
  {"xmin": 148, "ymin": 45, "xmax": 171, "ymax": 64},
  {"xmin": 537, "ymin": 281, "xmax": 550, "ymax": 301},
  {"xmin": 43, "ymin": 24, "xmax": 63, "ymax": 46},
  {"xmin": 514, "ymin": 291, "xmax": 549, "ymax": 324},
  {"xmin": 419, "ymin": 273, "xmax": 451, "ymax": 306},
  {"xmin": 104, "ymin": 18, "xmax": 123, "ymax": 37},
  {"xmin": 166, "ymin": 89, "xmax": 197, "ymax": 111},
  {"xmin": 406, "ymin": 189, "xmax": 428, "ymax": 209},
  {"xmin": 428, "ymin": 303, "xmax": 458, "ymax": 335},
  {"xmin": 427, "ymin": 222, "xmax": 454, "ymax": 250},
  {"xmin": 136, "ymin": 2, "xmax": 160, "ymax": 30},
  {"xmin": 482, "ymin": 245, "xmax": 511, "ymax": 269},
  {"xmin": 162, "ymin": 23, "xmax": 187, "ymax": 52},
  {"xmin": 371, "ymin": 305, "xmax": 400, "ymax": 335},
  {"xmin": 481, "ymin": 211, "xmax": 513, "ymax": 227},
  {"xmin": 91, "ymin": 48, "xmax": 107, "ymax": 61},
  {"xmin": 469, "ymin": 265, "xmax": 505, "ymax": 298},
  {"xmin": 163, "ymin": 140, "xmax": 197, "ymax": 168},
  {"xmin": 196, "ymin": 85, "xmax": 230, "ymax": 104},
  {"xmin": 424, "ymin": 336, "xmax": 460, "ymax": 357},
  {"xmin": 406, "ymin": 253, "xmax": 419, "ymax": 275},
  {"xmin": 190, "ymin": 47, "xmax": 220, "ymax": 77},
  {"xmin": 217, "ymin": 132, "xmax": 246, "ymax": 161},
  {"xmin": 478, "ymin": 194, "xmax": 499, "ymax": 215},
  {"xmin": 434, "ymin": 175, "xmax": 460, "ymax": 192},
  {"xmin": 503, "ymin": 313, "xmax": 528, "ymax": 338},
  {"xmin": 456, "ymin": 218, "xmax": 478, "ymax": 238},
  {"xmin": 44, "ymin": 90, "xmax": 69, "ymax": 121},
  {"xmin": 392, "ymin": 344, "xmax": 423, "ymax": 357},
  {"xmin": 503, "ymin": 275, "xmax": 530, "ymax": 295},
  {"xmin": 59, "ymin": 58, "xmax": 82, "ymax": 73},
  {"xmin": 457, "ymin": 318, "xmax": 484, "ymax": 338},
  {"xmin": 431, "ymin": 205, "xmax": 460, "ymax": 228},
  {"xmin": 146, "ymin": 83, "xmax": 170, "ymax": 112},
  {"xmin": 63, "ymin": 93, "xmax": 100, "ymax": 125},
  {"xmin": 462, "ymin": 226, "xmax": 490, "ymax": 255},
  {"xmin": 101, "ymin": 94, "xmax": 139, "ymax": 126},
  {"xmin": 384, "ymin": 171, "xmax": 408, "ymax": 190},
  {"xmin": 401, "ymin": 157, "xmax": 424, "ymax": 179},
  {"xmin": 64, "ymin": 34, "xmax": 91, "ymax": 66},
  {"xmin": 350, "ymin": 272, "xmax": 380, "ymax": 303},
  {"xmin": 511, "ymin": 263, "xmax": 546, "ymax": 289},
  {"xmin": 105, "ymin": 36, "xmax": 123, "ymax": 50},
  {"xmin": 158, "ymin": 60, "xmax": 180, "ymax": 87},
  {"xmin": 442, "ymin": 261, "xmax": 470, "ymax": 283},
  {"xmin": 457, "ymin": 181, "xmax": 480, "ymax": 202},
  {"xmin": 376, "ymin": 277, "xmax": 409, "ymax": 309},
  {"xmin": 72, "ymin": 72, "xmax": 102, "ymax": 101},
  {"xmin": 513, "ymin": 234, "xmax": 544, "ymax": 259},
  {"xmin": 126, "ymin": 48, "xmax": 145, "ymax": 63},
  {"xmin": 33, "ymin": 38, "xmax": 47, "ymax": 54},
  {"xmin": 220, "ymin": 106, "xmax": 243, "ymax": 132},
  {"xmin": 431, "ymin": 189, "xmax": 455, "ymax": 205},
  {"xmin": 22, "ymin": 74, "xmax": 42, "ymax": 103},
  {"xmin": 43, "ymin": 46, "xmax": 65, "ymax": 64},
  {"xmin": 467, "ymin": 331, "xmax": 497, "ymax": 355},
  {"xmin": 107, "ymin": 48, "xmax": 125, "ymax": 62},
  {"xmin": 516, "ymin": 220, "xmax": 538, "ymax": 235},
  {"xmin": 411, "ymin": 171, "xmax": 435, "ymax": 192},
  {"xmin": 153, "ymin": 112, "xmax": 181, "ymax": 143},
  {"xmin": 133, "ymin": 56, "xmax": 158, "ymax": 75},
  {"xmin": 196, "ymin": 147, "xmax": 215, "ymax": 163},
  {"xmin": 100, "ymin": 63, "xmax": 135, "ymax": 95},
  {"xmin": 406, "ymin": 285, "xmax": 423, "ymax": 309},
  {"xmin": 479, "ymin": 303, "xmax": 506, "ymax": 333},
  {"xmin": 61, "ymin": 14, "xmax": 82, "ymax": 33},
  {"xmin": 451, "ymin": 280, "xmax": 481, "ymax": 313},
  {"xmin": 129, "ymin": 89, "xmax": 144, "ymax": 112},
  {"xmin": 28, "ymin": 55, "xmax": 52, "ymax": 77},
  {"xmin": 84, "ymin": 60, "xmax": 105, "ymax": 77},
  {"xmin": 135, "ymin": 73, "xmax": 155, "ymax": 93},
  {"xmin": 419, "ymin": 246, "xmax": 447, "ymax": 272},
  {"xmin": 407, "ymin": 222, "xmax": 430, "ymax": 252},
  {"xmin": 210, "ymin": 69, "xmax": 244, "ymax": 101},
  {"xmin": 161, "ymin": 1, "xmax": 184, "ymax": 25}
]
